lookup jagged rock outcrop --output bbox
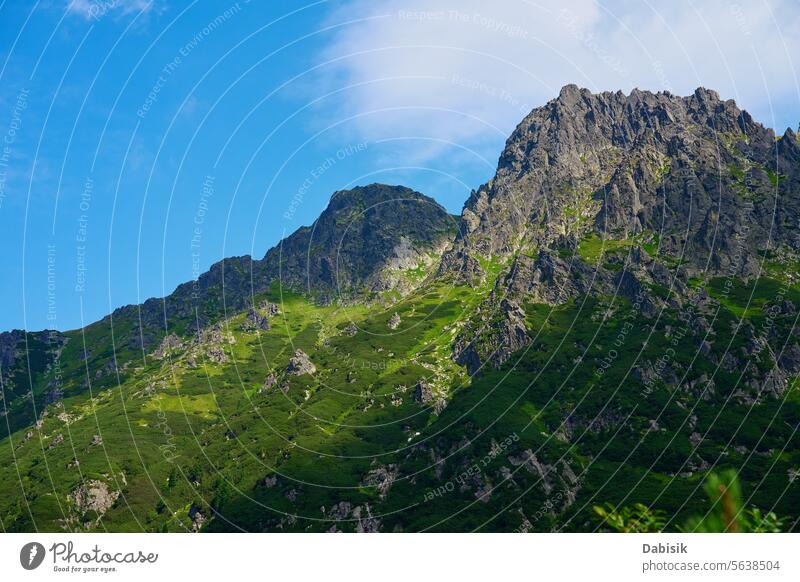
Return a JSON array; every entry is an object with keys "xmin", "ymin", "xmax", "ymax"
[
  {"xmin": 260, "ymin": 301, "xmax": 280, "ymax": 316},
  {"xmin": 206, "ymin": 346, "xmax": 227, "ymax": 365},
  {"xmin": 0, "ymin": 330, "xmax": 24, "ymax": 367},
  {"xmin": 262, "ymin": 184, "xmax": 456, "ymax": 303},
  {"xmin": 454, "ymin": 298, "xmax": 530, "ymax": 376},
  {"xmin": 441, "ymin": 85, "xmax": 800, "ymax": 284},
  {"xmin": 91, "ymin": 184, "xmax": 454, "ymax": 368},
  {"xmin": 260, "ymin": 373, "xmax": 278, "ymax": 393},
  {"xmin": 242, "ymin": 307, "xmax": 270, "ymax": 332},
  {"xmin": 443, "ymin": 85, "xmax": 800, "ymax": 374},
  {"xmin": 69, "ymin": 480, "xmax": 119, "ymax": 528},
  {"xmin": 362, "ymin": 464, "xmax": 398, "ymax": 499},
  {"xmin": 152, "ymin": 333, "xmax": 182, "ymax": 359},
  {"xmin": 412, "ymin": 379, "xmax": 434, "ymax": 405},
  {"xmin": 286, "ymin": 350, "xmax": 316, "ymax": 376}
]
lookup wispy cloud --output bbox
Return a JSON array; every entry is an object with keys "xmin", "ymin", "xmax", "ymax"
[
  {"xmin": 318, "ymin": 0, "xmax": 800, "ymax": 158},
  {"xmin": 65, "ymin": 0, "xmax": 157, "ymax": 21}
]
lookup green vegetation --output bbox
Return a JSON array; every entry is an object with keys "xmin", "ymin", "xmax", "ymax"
[
  {"xmin": 2, "ymin": 267, "xmax": 798, "ymax": 532},
  {"xmin": 577, "ymin": 231, "xmax": 658, "ymax": 263},
  {"xmin": 595, "ymin": 471, "xmax": 787, "ymax": 533},
  {"xmin": 594, "ymin": 503, "xmax": 666, "ymax": 533}
]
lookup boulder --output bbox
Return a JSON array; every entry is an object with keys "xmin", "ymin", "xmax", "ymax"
[{"xmin": 286, "ymin": 350, "xmax": 316, "ymax": 376}]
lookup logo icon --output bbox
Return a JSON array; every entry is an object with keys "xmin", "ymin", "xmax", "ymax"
[{"xmin": 20, "ymin": 542, "xmax": 46, "ymax": 570}]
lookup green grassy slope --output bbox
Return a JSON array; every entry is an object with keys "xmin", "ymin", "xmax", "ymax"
[{"xmin": 1, "ymin": 263, "xmax": 798, "ymax": 532}]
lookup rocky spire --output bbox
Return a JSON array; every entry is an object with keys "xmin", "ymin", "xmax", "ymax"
[{"xmin": 440, "ymin": 85, "xmax": 795, "ymax": 283}]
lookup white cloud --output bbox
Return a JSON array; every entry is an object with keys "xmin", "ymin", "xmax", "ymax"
[
  {"xmin": 319, "ymin": 0, "xmax": 800, "ymax": 156},
  {"xmin": 66, "ymin": 0, "xmax": 155, "ymax": 21}
]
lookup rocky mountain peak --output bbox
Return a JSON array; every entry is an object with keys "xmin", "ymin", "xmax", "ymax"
[
  {"xmin": 442, "ymin": 85, "xmax": 799, "ymax": 374},
  {"xmin": 261, "ymin": 183, "xmax": 456, "ymax": 302},
  {"xmin": 440, "ymin": 85, "xmax": 797, "ymax": 284},
  {"xmin": 98, "ymin": 183, "xmax": 455, "ymax": 358}
]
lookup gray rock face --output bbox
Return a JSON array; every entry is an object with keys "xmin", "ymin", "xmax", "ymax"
[
  {"xmin": 412, "ymin": 379, "xmax": 434, "ymax": 405},
  {"xmin": 70, "ymin": 480, "xmax": 119, "ymax": 524},
  {"xmin": 286, "ymin": 350, "xmax": 316, "ymax": 376},
  {"xmin": 322, "ymin": 501, "xmax": 382, "ymax": 532},
  {"xmin": 199, "ymin": 324, "xmax": 233, "ymax": 345},
  {"xmin": 47, "ymin": 433, "xmax": 64, "ymax": 449},
  {"xmin": 508, "ymin": 449, "xmax": 555, "ymax": 494},
  {"xmin": 94, "ymin": 184, "xmax": 454, "ymax": 380},
  {"xmin": 778, "ymin": 344, "xmax": 800, "ymax": 374},
  {"xmin": 152, "ymin": 333, "xmax": 182, "ymax": 359},
  {"xmin": 353, "ymin": 504, "xmax": 381, "ymax": 533},
  {"xmin": 260, "ymin": 373, "xmax": 278, "ymax": 393},
  {"xmin": 261, "ymin": 184, "xmax": 456, "ymax": 303},
  {"xmin": 188, "ymin": 504, "xmax": 206, "ymax": 532},
  {"xmin": 441, "ymin": 85, "xmax": 800, "ymax": 282},
  {"xmin": 242, "ymin": 307, "xmax": 270, "ymax": 332},
  {"xmin": 206, "ymin": 346, "xmax": 227, "ymax": 365},
  {"xmin": 0, "ymin": 330, "xmax": 23, "ymax": 367},
  {"xmin": 442, "ymin": 85, "xmax": 800, "ymax": 374},
  {"xmin": 261, "ymin": 301, "xmax": 280, "ymax": 316},
  {"xmin": 362, "ymin": 464, "xmax": 398, "ymax": 499},
  {"xmin": 454, "ymin": 298, "xmax": 530, "ymax": 376}
]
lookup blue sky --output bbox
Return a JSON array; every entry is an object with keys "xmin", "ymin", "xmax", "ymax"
[{"xmin": 0, "ymin": 0, "xmax": 798, "ymax": 331}]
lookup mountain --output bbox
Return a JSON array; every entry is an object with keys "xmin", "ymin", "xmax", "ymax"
[
  {"xmin": 443, "ymin": 84, "xmax": 799, "ymax": 279},
  {"xmin": 0, "ymin": 184, "xmax": 455, "ymax": 438},
  {"xmin": 116, "ymin": 182, "xmax": 456, "ymax": 337},
  {"xmin": 0, "ymin": 87, "xmax": 798, "ymax": 533},
  {"xmin": 445, "ymin": 85, "xmax": 800, "ymax": 372},
  {"xmin": 259, "ymin": 183, "xmax": 457, "ymax": 302}
]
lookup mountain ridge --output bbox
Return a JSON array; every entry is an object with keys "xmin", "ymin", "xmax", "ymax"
[
  {"xmin": 442, "ymin": 84, "xmax": 799, "ymax": 286},
  {"xmin": 1, "ymin": 86, "xmax": 798, "ymax": 533}
]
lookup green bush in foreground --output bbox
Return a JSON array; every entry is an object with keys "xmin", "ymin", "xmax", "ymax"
[{"xmin": 594, "ymin": 470, "xmax": 786, "ymax": 533}]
